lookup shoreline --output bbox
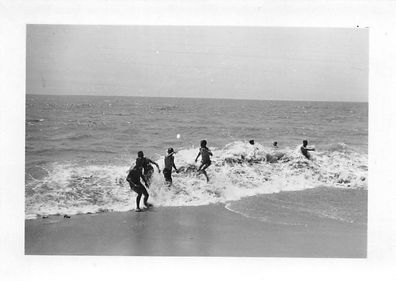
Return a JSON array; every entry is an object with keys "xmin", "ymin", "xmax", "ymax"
[{"xmin": 25, "ymin": 202, "xmax": 366, "ymax": 257}]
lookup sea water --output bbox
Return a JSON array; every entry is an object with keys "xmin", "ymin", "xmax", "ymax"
[{"xmin": 25, "ymin": 95, "xmax": 368, "ymax": 221}]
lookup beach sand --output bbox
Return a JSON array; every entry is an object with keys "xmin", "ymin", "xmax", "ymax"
[{"xmin": 25, "ymin": 190, "xmax": 367, "ymax": 257}]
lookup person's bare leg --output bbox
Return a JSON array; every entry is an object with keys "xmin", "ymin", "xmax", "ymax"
[
  {"xmin": 197, "ymin": 163, "xmax": 204, "ymax": 172},
  {"xmin": 135, "ymin": 193, "xmax": 142, "ymax": 211},
  {"xmin": 201, "ymin": 170, "xmax": 209, "ymax": 182},
  {"xmin": 200, "ymin": 163, "xmax": 210, "ymax": 182},
  {"xmin": 142, "ymin": 188, "xmax": 151, "ymax": 208}
]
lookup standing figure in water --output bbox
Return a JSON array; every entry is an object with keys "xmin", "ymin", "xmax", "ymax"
[
  {"xmin": 163, "ymin": 147, "xmax": 179, "ymax": 186},
  {"xmin": 135, "ymin": 151, "xmax": 161, "ymax": 186},
  {"xmin": 195, "ymin": 140, "xmax": 213, "ymax": 182},
  {"xmin": 126, "ymin": 165, "xmax": 152, "ymax": 212},
  {"xmin": 300, "ymin": 140, "xmax": 315, "ymax": 160}
]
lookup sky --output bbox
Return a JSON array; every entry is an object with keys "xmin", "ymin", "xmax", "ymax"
[{"xmin": 26, "ymin": 25, "xmax": 368, "ymax": 102}]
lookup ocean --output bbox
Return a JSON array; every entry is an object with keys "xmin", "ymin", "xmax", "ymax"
[{"xmin": 25, "ymin": 94, "xmax": 368, "ymax": 224}]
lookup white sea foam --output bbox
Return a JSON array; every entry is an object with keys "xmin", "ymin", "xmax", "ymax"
[{"xmin": 25, "ymin": 141, "xmax": 367, "ymax": 219}]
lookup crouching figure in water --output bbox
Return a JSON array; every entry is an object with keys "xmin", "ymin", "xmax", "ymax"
[{"xmin": 126, "ymin": 165, "xmax": 152, "ymax": 212}]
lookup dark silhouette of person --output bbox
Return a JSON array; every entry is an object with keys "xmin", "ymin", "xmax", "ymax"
[
  {"xmin": 300, "ymin": 140, "xmax": 315, "ymax": 159},
  {"xmin": 126, "ymin": 165, "xmax": 152, "ymax": 212},
  {"xmin": 135, "ymin": 151, "xmax": 160, "ymax": 186},
  {"xmin": 163, "ymin": 147, "xmax": 179, "ymax": 186},
  {"xmin": 195, "ymin": 140, "xmax": 213, "ymax": 182}
]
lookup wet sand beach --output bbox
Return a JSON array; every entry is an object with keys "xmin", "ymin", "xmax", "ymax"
[{"xmin": 25, "ymin": 189, "xmax": 367, "ymax": 257}]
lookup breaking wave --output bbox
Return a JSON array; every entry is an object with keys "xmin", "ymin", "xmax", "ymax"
[{"xmin": 25, "ymin": 141, "xmax": 367, "ymax": 219}]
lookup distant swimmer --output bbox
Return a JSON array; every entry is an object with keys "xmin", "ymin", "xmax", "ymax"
[
  {"xmin": 163, "ymin": 148, "xmax": 179, "ymax": 186},
  {"xmin": 300, "ymin": 140, "xmax": 316, "ymax": 160},
  {"xmin": 126, "ymin": 165, "xmax": 152, "ymax": 212},
  {"xmin": 247, "ymin": 139, "xmax": 258, "ymax": 161},
  {"xmin": 266, "ymin": 141, "xmax": 284, "ymax": 163},
  {"xmin": 135, "ymin": 151, "xmax": 161, "ymax": 186},
  {"xmin": 195, "ymin": 140, "xmax": 213, "ymax": 182}
]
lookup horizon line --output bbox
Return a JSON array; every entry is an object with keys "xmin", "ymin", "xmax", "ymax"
[{"xmin": 26, "ymin": 93, "xmax": 368, "ymax": 103}]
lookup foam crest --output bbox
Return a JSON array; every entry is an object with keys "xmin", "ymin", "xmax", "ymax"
[
  {"xmin": 150, "ymin": 141, "xmax": 367, "ymax": 206},
  {"xmin": 25, "ymin": 141, "xmax": 367, "ymax": 219},
  {"xmin": 25, "ymin": 163, "xmax": 134, "ymax": 219}
]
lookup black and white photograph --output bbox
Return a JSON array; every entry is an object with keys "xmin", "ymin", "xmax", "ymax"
[
  {"xmin": 24, "ymin": 24, "xmax": 368, "ymax": 257},
  {"xmin": 1, "ymin": 1, "xmax": 396, "ymax": 281}
]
